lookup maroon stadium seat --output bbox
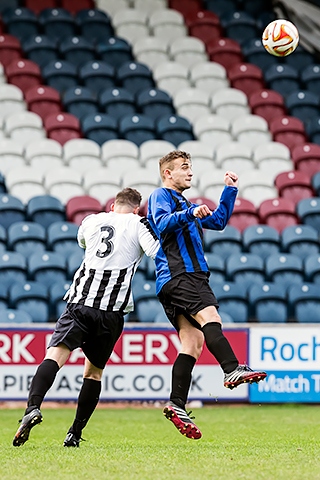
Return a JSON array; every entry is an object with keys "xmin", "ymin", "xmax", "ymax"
[
  {"xmin": 66, "ymin": 195, "xmax": 102, "ymax": 225},
  {"xmin": 25, "ymin": 85, "xmax": 62, "ymax": 121},
  {"xmin": 5, "ymin": 59, "xmax": 42, "ymax": 94},
  {"xmin": 269, "ymin": 115, "xmax": 307, "ymax": 152},
  {"xmin": 248, "ymin": 89, "xmax": 286, "ymax": 125},
  {"xmin": 207, "ymin": 37, "xmax": 243, "ymax": 70},
  {"xmin": 259, "ymin": 198, "xmax": 298, "ymax": 232},
  {"xmin": 291, "ymin": 143, "xmax": 320, "ymax": 178},
  {"xmin": 275, "ymin": 171, "xmax": 315, "ymax": 205},
  {"xmin": 229, "ymin": 197, "xmax": 260, "ymax": 232},
  {"xmin": 187, "ymin": 11, "xmax": 222, "ymax": 45},
  {"xmin": 0, "ymin": 34, "xmax": 22, "ymax": 68},
  {"xmin": 44, "ymin": 112, "xmax": 82, "ymax": 145},
  {"xmin": 227, "ymin": 62, "xmax": 265, "ymax": 97}
]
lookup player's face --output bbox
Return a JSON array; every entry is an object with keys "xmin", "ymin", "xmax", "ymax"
[{"xmin": 166, "ymin": 158, "xmax": 193, "ymax": 192}]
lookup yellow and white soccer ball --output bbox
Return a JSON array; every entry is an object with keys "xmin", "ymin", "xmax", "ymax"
[{"xmin": 262, "ymin": 19, "xmax": 299, "ymax": 57}]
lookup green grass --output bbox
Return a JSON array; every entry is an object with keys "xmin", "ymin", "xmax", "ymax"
[{"xmin": 1, "ymin": 404, "xmax": 320, "ymax": 480}]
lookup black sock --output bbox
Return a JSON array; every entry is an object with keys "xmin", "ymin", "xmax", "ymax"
[
  {"xmin": 201, "ymin": 323, "xmax": 238, "ymax": 374},
  {"xmin": 170, "ymin": 353, "xmax": 196, "ymax": 410},
  {"xmin": 70, "ymin": 378, "xmax": 102, "ymax": 437},
  {"xmin": 26, "ymin": 358, "xmax": 60, "ymax": 413}
]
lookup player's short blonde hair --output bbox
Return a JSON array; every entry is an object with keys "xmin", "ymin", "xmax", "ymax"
[
  {"xmin": 115, "ymin": 188, "xmax": 142, "ymax": 208},
  {"xmin": 159, "ymin": 150, "xmax": 191, "ymax": 181}
]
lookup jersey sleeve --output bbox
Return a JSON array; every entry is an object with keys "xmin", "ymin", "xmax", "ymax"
[
  {"xmin": 138, "ymin": 217, "xmax": 160, "ymax": 260},
  {"xmin": 201, "ymin": 185, "xmax": 238, "ymax": 230}
]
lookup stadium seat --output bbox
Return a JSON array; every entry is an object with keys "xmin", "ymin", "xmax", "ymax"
[
  {"xmin": 139, "ymin": 139, "xmax": 175, "ymax": 169},
  {"xmin": 4, "ymin": 111, "xmax": 45, "ymax": 147},
  {"xmin": 2, "ymin": 7, "xmax": 39, "ymax": 42},
  {"xmin": 297, "ymin": 197, "xmax": 320, "ymax": 234},
  {"xmin": 225, "ymin": 252, "xmax": 265, "ymax": 290},
  {"xmin": 206, "ymin": 37, "xmax": 243, "ymax": 70},
  {"xmin": 227, "ymin": 62, "xmax": 265, "ymax": 97},
  {"xmin": 264, "ymin": 64, "xmax": 301, "ymax": 97},
  {"xmin": 170, "ymin": 37, "xmax": 208, "ymax": 69},
  {"xmin": 203, "ymin": 225, "xmax": 242, "ymax": 259},
  {"xmin": 66, "ymin": 250, "xmax": 84, "ymax": 279},
  {"xmin": 47, "ymin": 221, "xmax": 81, "ymax": 259},
  {"xmin": 9, "ymin": 281, "xmax": 49, "ymax": 323},
  {"xmin": 229, "ymin": 198, "xmax": 259, "ymax": 232},
  {"xmin": 265, "ymin": 253, "xmax": 304, "ymax": 290},
  {"xmin": 83, "ymin": 167, "xmax": 122, "ymax": 204},
  {"xmin": 259, "ymin": 198, "xmax": 298, "ymax": 232},
  {"xmin": 149, "ymin": 9, "xmax": 187, "ymax": 43},
  {"xmin": 281, "ymin": 225, "xmax": 319, "ymax": 260},
  {"xmin": 221, "ymin": 11, "xmax": 258, "ymax": 46},
  {"xmin": 5, "ymin": 166, "xmax": 45, "ymax": 204},
  {"xmin": 231, "ymin": 114, "xmax": 271, "ymax": 148},
  {"xmin": 38, "ymin": 8, "xmax": 76, "ymax": 41},
  {"xmin": 269, "ymin": 116, "xmax": 307, "ymax": 151},
  {"xmin": 0, "ymin": 251, "xmax": 27, "ymax": 288},
  {"xmin": 112, "ymin": 8, "xmax": 149, "ymax": 44},
  {"xmin": 301, "ymin": 64, "xmax": 320, "ymax": 95},
  {"xmin": 153, "ymin": 61, "xmax": 190, "ymax": 97},
  {"xmin": 248, "ymin": 283, "xmax": 288, "ymax": 323},
  {"xmin": 0, "ymin": 194, "xmax": 26, "ymax": 229},
  {"xmin": 58, "ymin": 35, "xmax": 96, "ymax": 68},
  {"xmin": 248, "ymin": 89, "xmax": 286, "ymax": 126},
  {"xmin": 285, "ymin": 90, "xmax": 320, "ymax": 125},
  {"xmin": 49, "ymin": 280, "xmax": 70, "ymax": 319},
  {"xmin": 25, "ymin": 85, "xmax": 61, "ymax": 121},
  {"xmin": 242, "ymin": 38, "xmax": 278, "ymax": 72},
  {"xmin": 134, "ymin": 0, "xmax": 166, "ymax": 13},
  {"xmin": 206, "ymin": 0, "xmax": 238, "ymax": 17},
  {"xmin": 211, "ymin": 87, "xmax": 249, "ymax": 121},
  {"xmin": 62, "ymin": 86, "xmax": 98, "ymax": 120},
  {"xmin": 7, "ymin": 221, "xmax": 46, "ymax": 258},
  {"xmin": 66, "ymin": 195, "xmax": 102, "ymax": 225},
  {"xmin": 25, "ymin": 138, "xmax": 64, "ymax": 174},
  {"xmin": 275, "ymin": 171, "xmax": 314, "ymax": 204},
  {"xmin": 25, "ymin": 0, "xmax": 58, "ymax": 15},
  {"xmin": 44, "ymin": 166, "xmax": 84, "ymax": 204},
  {"xmin": 284, "ymin": 44, "xmax": 314, "ymax": 72},
  {"xmin": 304, "ymin": 253, "xmax": 320, "ymax": 284},
  {"xmin": 22, "ymin": 34, "xmax": 58, "ymax": 68},
  {"xmin": 0, "ymin": 308, "xmax": 33, "ymax": 323},
  {"xmin": 242, "ymin": 224, "xmax": 280, "ymax": 260},
  {"xmin": 253, "ymin": 141, "xmax": 293, "ymax": 175},
  {"xmin": 101, "ymin": 139, "xmax": 139, "ymax": 172},
  {"xmin": 44, "ymin": 112, "xmax": 81, "ymax": 145},
  {"xmin": 117, "ymin": 62, "xmax": 154, "ymax": 96},
  {"xmin": 5, "ymin": 59, "xmax": 42, "ymax": 94},
  {"xmin": 215, "ymin": 141, "xmax": 254, "ymax": 173},
  {"xmin": 96, "ymin": 37, "xmax": 133, "ymax": 69},
  {"xmin": 169, "ymin": 0, "xmax": 201, "ymax": 19},
  {"xmin": 198, "ymin": 168, "xmax": 227, "ymax": 204},
  {"xmin": 0, "ymin": 173, "xmax": 6, "ymax": 194},
  {"xmin": 0, "ymin": 224, "xmax": 6, "ymax": 252},
  {"xmin": 0, "ymin": 139, "xmax": 25, "ymax": 175},
  {"xmin": 204, "ymin": 252, "xmax": 225, "ymax": 283},
  {"xmin": 189, "ymin": 61, "xmax": 228, "ymax": 95},
  {"xmin": 312, "ymin": 171, "xmax": 320, "ymax": 196},
  {"xmin": 61, "ymin": 0, "xmax": 95, "ymax": 14},
  {"xmin": 156, "ymin": 114, "xmax": 195, "ymax": 146},
  {"xmin": 291, "ymin": 143, "xmax": 320, "ymax": 178},
  {"xmin": 136, "ymin": 88, "xmax": 175, "ymax": 121},
  {"xmin": 132, "ymin": 277, "xmax": 163, "ymax": 323},
  {"xmin": 288, "ymin": 283, "xmax": 320, "ymax": 323},
  {"xmin": 27, "ymin": 194, "xmax": 65, "ymax": 228},
  {"xmin": 305, "ymin": 117, "xmax": 320, "ymax": 145},
  {"xmin": 187, "ymin": 10, "xmax": 222, "ymax": 46},
  {"xmin": 132, "ymin": 36, "xmax": 169, "ymax": 70},
  {"xmin": 0, "ymin": 282, "xmax": 8, "ymax": 310},
  {"xmin": 64, "ymin": 138, "xmax": 101, "ymax": 173},
  {"xmin": 99, "ymin": 87, "xmax": 135, "ymax": 121},
  {"xmin": 28, "ymin": 251, "xmax": 66, "ymax": 287},
  {"xmin": 119, "ymin": 114, "xmax": 156, "ymax": 147},
  {"xmin": 79, "ymin": 61, "xmax": 115, "ymax": 94},
  {"xmin": 212, "ymin": 282, "xmax": 248, "ymax": 323},
  {"xmin": 122, "ymin": 167, "xmax": 160, "ymax": 201},
  {"xmin": 75, "ymin": 8, "xmax": 113, "ymax": 42},
  {"xmin": 0, "ymin": 84, "xmax": 26, "ymax": 121},
  {"xmin": 0, "ymin": 34, "xmax": 22, "ymax": 68},
  {"xmin": 42, "ymin": 60, "xmax": 78, "ymax": 94}
]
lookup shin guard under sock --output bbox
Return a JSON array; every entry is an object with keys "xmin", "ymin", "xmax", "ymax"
[{"xmin": 201, "ymin": 322, "xmax": 238, "ymax": 374}]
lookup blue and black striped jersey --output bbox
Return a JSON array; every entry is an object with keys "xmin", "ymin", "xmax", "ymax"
[{"xmin": 147, "ymin": 186, "xmax": 237, "ymax": 294}]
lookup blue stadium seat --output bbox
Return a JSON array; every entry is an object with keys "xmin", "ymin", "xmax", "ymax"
[
  {"xmin": 203, "ymin": 225, "xmax": 242, "ymax": 259},
  {"xmin": 205, "ymin": 0, "xmax": 238, "ymax": 17},
  {"xmin": 312, "ymin": 171, "xmax": 320, "ymax": 196},
  {"xmin": 99, "ymin": 88, "xmax": 136, "ymax": 121},
  {"xmin": 131, "ymin": 275, "xmax": 162, "ymax": 323},
  {"xmin": 136, "ymin": 88, "xmax": 175, "ymax": 121},
  {"xmin": 42, "ymin": 60, "xmax": 78, "ymax": 94},
  {"xmin": 28, "ymin": 251, "xmax": 67, "ymax": 287},
  {"xmin": 96, "ymin": 37, "xmax": 133, "ymax": 69},
  {"xmin": 0, "ymin": 283, "xmax": 8, "ymax": 311},
  {"xmin": 205, "ymin": 252, "xmax": 225, "ymax": 284},
  {"xmin": 242, "ymin": 38, "xmax": 278, "ymax": 72},
  {"xmin": 62, "ymin": 86, "xmax": 98, "ymax": 120},
  {"xmin": 225, "ymin": 253, "xmax": 265, "ymax": 290},
  {"xmin": 39, "ymin": 8, "xmax": 76, "ymax": 41},
  {"xmin": 9, "ymin": 281, "xmax": 49, "ymax": 323},
  {"xmin": 27, "ymin": 195, "xmax": 65, "ymax": 228},
  {"xmin": 242, "ymin": 225, "xmax": 281, "ymax": 260},
  {"xmin": 281, "ymin": 225, "xmax": 319, "ymax": 260},
  {"xmin": 0, "ymin": 194, "xmax": 25, "ymax": 229},
  {"xmin": 138, "ymin": 254, "xmax": 156, "ymax": 281},
  {"xmin": 66, "ymin": 249, "xmax": 84, "ymax": 279},
  {"xmin": 119, "ymin": 114, "xmax": 156, "ymax": 147},
  {"xmin": 0, "ymin": 309, "xmax": 33, "ymax": 323},
  {"xmin": 58, "ymin": 36, "xmax": 96, "ymax": 68},
  {"xmin": 47, "ymin": 221, "xmax": 81, "ymax": 260},
  {"xmin": 284, "ymin": 45, "xmax": 314, "ymax": 72},
  {"xmin": 156, "ymin": 114, "xmax": 195, "ymax": 146},
  {"xmin": 285, "ymin": 90, "xmax": 320, "ymax": 124},
  {"xmin": 2, "ymin": 7, "xmax": 39, "ymax": 41},
  {"xmin": 265, "ymin": 253, "xmax": 304, "ymax": 290},
  {"xmin": 79, "ymin": 61, "xmax": 115, "ymax": 94},
  {"xmin": 220, "ymin": 11, "xmax": 258, "ymax": 46},
  {"xmin": 213, "ymin": 282, "xmax": 249, "ymax": 323},
  {"xmin": 288, "ymin": 283, "xmax": 320, "ymax": 323},
  {"xmin": 304, "ymin": 254, "xmax": 320, "ymax": 284},
  {"xmin": 0, "ymin": 252, "xmax": 27, "ymax": 288},
  {"xmin": 117, "ymin": 62, "xmax": 155, "ymax": 96},
  {"xmin": 0, "ymin": 224, "xmax": 6, "ymax": 253},
  {"xmin": 22, "ymin": 35, "xmax": 59, "ymax": 68},
  {"xmin": 7, "ymin": 221, "xmax": 46, "ymax": 258},
  {"xmin": 297, "ymin": 197, "xmax": 320, "ymax": 234},
  {"xmin": 75, "ymin": 8, "xmax": 114, "ymax": 42},
  {"xmin": 301, "ymin": 64, "xmax": 320, "ymax": 95},
  {"xmin": 81, "ymin": 113, "xmax": 118, "ymax": 145},
  {"xmin": 49, "ymin": 280, "xmax": 70, "ymax": 319},
  {"xmin": 264, "ymin": 64, "xmax": 301, "ymax": 97},
  {"xmin": 248, "ymin": 283, "xmax": 288, "ymax": 323}
]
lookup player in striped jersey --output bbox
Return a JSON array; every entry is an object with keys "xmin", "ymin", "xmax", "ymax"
[
  {"xmin": 13, "ymin": 188, "xmax": 159, "ymax": 448},
  {"xmin": 148, "ymin": 151, "xmax": 266, "ymax": 439}
]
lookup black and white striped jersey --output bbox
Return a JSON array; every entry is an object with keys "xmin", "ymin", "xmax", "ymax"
[{"xmin": 65, "ymin": 211, "xmax": 159, "ymax": 312}]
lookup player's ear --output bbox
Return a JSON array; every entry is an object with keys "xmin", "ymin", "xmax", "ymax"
[
  {"xmin": 133, "ymin": 206, "xmax": 140, "ymax": 215},
  {"xmin": 110, "ymin": 203, "xmax": 115, "ymax": 211}
]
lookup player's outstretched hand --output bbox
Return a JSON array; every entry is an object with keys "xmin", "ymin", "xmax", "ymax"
[
  {"xmin": 193, "ymin": 204, "xmax": 212, "ymax": 218},
  {"xmin": 224, "ymin": 171, "xmax": 238, "ymax": 187}
]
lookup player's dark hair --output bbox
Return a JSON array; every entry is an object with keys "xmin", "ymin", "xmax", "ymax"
[
  {"xmin": 159, "ymin": 150, "xmax": 191, "ymax": 180},
  {"xmin": 115, "ymin": 187, "xmax": 142, "ymax": 208}
]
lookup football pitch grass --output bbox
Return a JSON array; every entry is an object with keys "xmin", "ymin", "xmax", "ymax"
[{"xmin": 1, "ymin": 404, "xmax": 319, "ymax": 480}]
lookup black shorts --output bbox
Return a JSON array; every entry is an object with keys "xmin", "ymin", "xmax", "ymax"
[
  {"xmin": 158, "ymin": 272, "xmax": 219, "ymax": 331},
  {"xmin": 48, "ymin": 303, "xmax": 124, "ymax": 369}
]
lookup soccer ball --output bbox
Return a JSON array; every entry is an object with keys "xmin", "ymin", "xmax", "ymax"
[{"xmin": 262, "ymin": 19, "xmax": 299, "ymax": 57}]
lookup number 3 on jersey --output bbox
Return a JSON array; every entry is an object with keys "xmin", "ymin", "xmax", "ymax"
[{"xmin": 96, "ymin": 225, "xmax": 115, "ymax": 258}]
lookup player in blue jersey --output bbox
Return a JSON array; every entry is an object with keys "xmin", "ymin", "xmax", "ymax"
[{"xmin": 148, "ymin": 150, "xmax": 267, "ymax": 440}]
